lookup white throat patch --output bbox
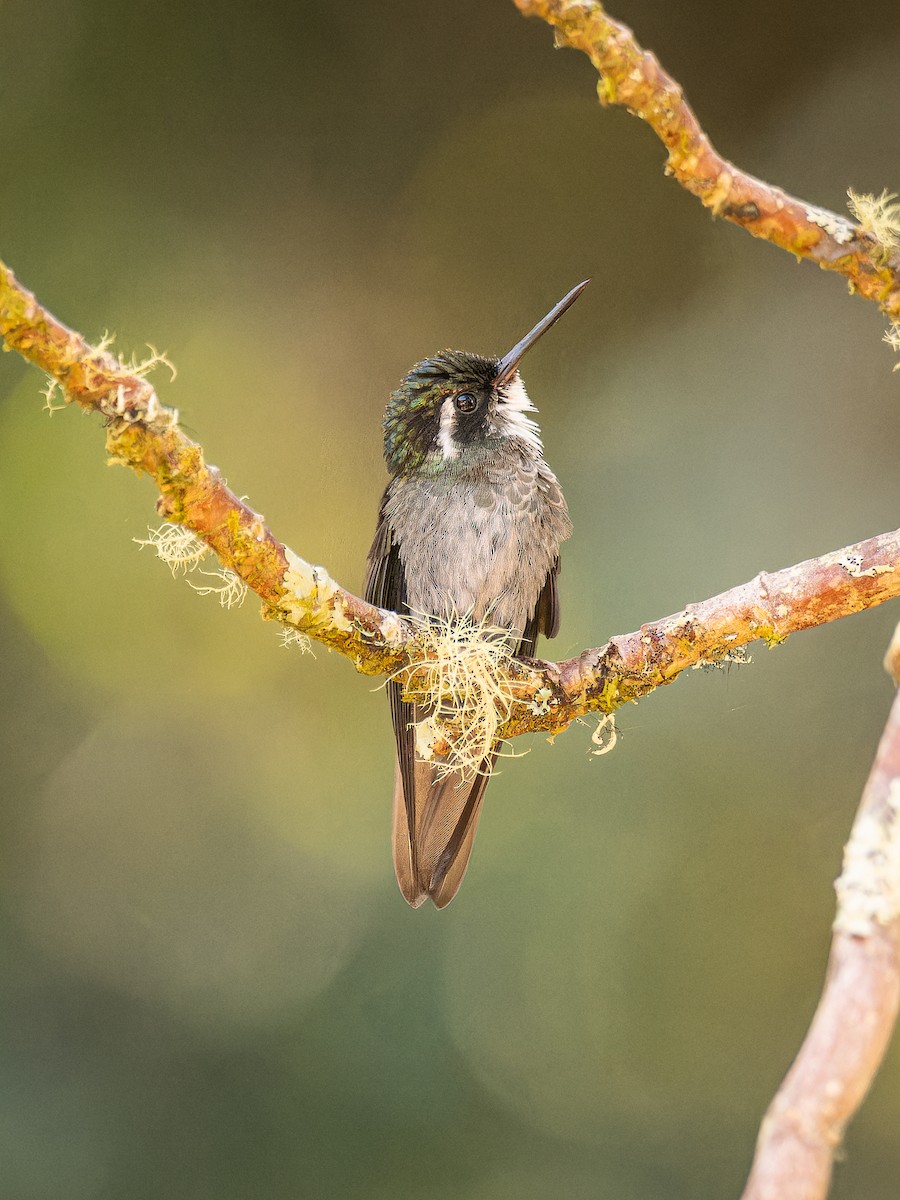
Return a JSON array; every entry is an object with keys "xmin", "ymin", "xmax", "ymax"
[
  {"xmin": 437, "ymin": 396, "xmax": 459, "ymax": 460},
  {"xmin": 495, "ymin": 375, "xmax": 542, "ymax": 451}
]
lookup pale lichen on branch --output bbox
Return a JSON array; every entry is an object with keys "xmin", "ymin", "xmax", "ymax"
[
  {"xmin": 2, "ymin": 9, "xmax": 896, "ymax": 1196},
  {"xmin": 187, "ymin": 566, "xmax": 249, "ymax": 610},
  {"xmin": 742, "ymin": 659, "xmax": 900, "ymax": 1200},
  {"xmin": 501, "ymin": 531, "xmax": 900, "ymax": 739},
  {"xmin": 2, "ymin": 255, "xmax": 900, "ymax": 760},
  {"xmin": 134, "ymin": 523, "xmax": 209, "ymax": 575},
  {"xmin": 848, "ymin": 188, "xmax": 900, "ymax": 262},
  {"xmin": 389, "ymin": 610, "xmax": 521, "ymax": 779},
  {"xmin": 513, "ymin": 0, "xmax": 900, "ymax": 327},
  {"xmin": 0, "ymin": 257, "xmax": 408, "ymax": 677}
]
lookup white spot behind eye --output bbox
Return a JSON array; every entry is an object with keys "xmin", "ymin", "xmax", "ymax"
[{"xmin": 437, "ymin": 397, "xmax": 459, "ymax": 459}]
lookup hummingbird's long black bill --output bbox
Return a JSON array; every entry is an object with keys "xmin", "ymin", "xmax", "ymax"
[{"xmin": 494, "ymin": 278, "xmax": 590, "ymax": 388}]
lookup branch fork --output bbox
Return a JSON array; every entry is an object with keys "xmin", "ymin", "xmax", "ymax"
[{"xmin": 3, "ymin": 5, "xmax": 900, "ymax": 1193}]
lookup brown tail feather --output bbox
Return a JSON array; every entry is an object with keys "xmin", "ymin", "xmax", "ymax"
[{"xmin": 392, "ymin": 753, "xmax": 493, "ymax": 909}]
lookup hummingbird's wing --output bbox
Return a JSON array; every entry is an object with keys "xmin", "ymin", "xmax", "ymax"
[
  {"xmin": 518, "ymin": 555, "xmax": 562, "ymax": 656},
  {"xmin": 363, "ymin": 494, "xmax": 405, "ymax": 616},
  {"xmin": 364, "ymin": 494, "xmax": 422, "ymax": 896}
]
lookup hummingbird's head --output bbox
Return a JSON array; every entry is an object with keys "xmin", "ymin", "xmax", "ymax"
[{"xmin": 382, "ymin": 281, "xmax": 589, "ymax": 476}]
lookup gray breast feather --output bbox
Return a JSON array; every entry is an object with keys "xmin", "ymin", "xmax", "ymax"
[{"xmin": 385, "ymin": 449, "xmax": 572, "ymax": 633}]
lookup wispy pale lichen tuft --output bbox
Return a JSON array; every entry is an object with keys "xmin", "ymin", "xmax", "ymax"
[
  {"xmin": 188, "ymin": 567, "xmax": 249, "ymax": 609},
  {"xmin": 135, "ymin": 523, "xmax": 208, "ymax": 576},
  {"xmin": 279, "ymin": 627, "xmax": 315, "ymax": 655},
  {"xmin": 40, "ymin": 376, "xmax": 66, "ymax": 415},
  {"xmin": 392, "ymin": 610, "xmax": 520, "ymax": 780},
  {"xmin": 122, "ymin": 343, "xmax": 178, "ymax": 383},
  {"xmin": 884, "ymin": 323, "xmax": 900, "ymax": 372},
  {"xmin": 135, "ymin": 523, "xmax": 247, "ymax": 609},
  {"xmin": 847, "ymin": 188, "xmax": 900, "ymax": 260}
]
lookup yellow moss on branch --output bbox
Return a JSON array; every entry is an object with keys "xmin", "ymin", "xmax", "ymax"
[
  {"xmin": 0, "ymin": 257, "xmax": 408, "ymax": 674},
  {"xmin": 501, "ymin": 530, "xmax": 900, "ymax": 738},
  {"xmin": 3, "ymin": 256, "xmax": 900, "ymax": 747},
  {"xmin": 514, "ymin": 0, "xmax": 900, "ymax": 322}
]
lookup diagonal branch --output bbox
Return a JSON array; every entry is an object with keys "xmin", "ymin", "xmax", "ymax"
[
  {"xmin": 0, "ymin": 259, "xmax": 408, "ymax": 677},
  {"xmin": 513, "ymin": 0, "xmax": 900, "ymax": 324},
  {"xmin": 740, "ymin": 636, "xmax": 900, "ymax": 1200},
  {"xmin": 503, "ymin": 530, "xmax": 900, "ymax": 737},
  {"xmin": 2, "ymin": 257, "xmax": 899, "ymax": 750}
]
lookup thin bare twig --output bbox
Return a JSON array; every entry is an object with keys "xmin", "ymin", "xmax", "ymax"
[{"xmin": 513, "ymin": 0, "xmax": 900, "ymax": 323}]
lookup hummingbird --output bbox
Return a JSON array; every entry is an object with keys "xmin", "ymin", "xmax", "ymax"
[{"xmin": 365, "ymin": 281, "xmax": 587, "ymax": 908}]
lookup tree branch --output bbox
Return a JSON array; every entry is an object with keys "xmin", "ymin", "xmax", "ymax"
[
  {"xmin": 503, "ymin": 532, "xmax": 900, "ymax": 737},
  {"xmin": 0, "ymin": 259, "xmax": 408, "ymax": 677},
  {"xmin": 5, "ymin": 10, "xmax": 900, "ymax": 1194},
  {"xmin": 508, "ymin": 10, "xmax": 900, "ymax": 1193},
  {"xmin": 741, "ymin": 638, "xmax": 900, "ymax": 1200},
  {"xmin": 2, "ymin": 258, "xmax": 900, "ymax": 751},
  {"xmin": 513, "ymin": 0, "xmax": 900, "ymax": 324}
]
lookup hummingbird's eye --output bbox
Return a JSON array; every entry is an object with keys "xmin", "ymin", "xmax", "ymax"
[{"xmin": 454, "ymin": 392, "xmax": 479, "ymax": 414}]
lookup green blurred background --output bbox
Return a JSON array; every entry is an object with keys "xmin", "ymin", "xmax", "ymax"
[{"xmin": 2, "ymin": 1, "xmax": 900, "ymax": 1196}]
